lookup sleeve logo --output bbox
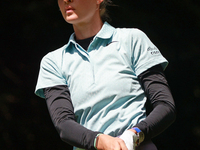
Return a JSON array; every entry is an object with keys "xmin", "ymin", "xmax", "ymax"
[{"xmin": 147, "ymin": 47, "xmax": 160, "ymax": 55}]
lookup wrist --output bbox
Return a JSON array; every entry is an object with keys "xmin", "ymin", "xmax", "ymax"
[
  {"xmin": 130, "ymin": 127, "xmax": 145, "ymax": 146},
  {"xmin": 94, "ymin": 133, "xmax": 103, "ymax": 149}
]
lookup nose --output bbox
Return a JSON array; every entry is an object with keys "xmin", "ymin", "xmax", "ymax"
[{"xmin": 64, "ymin": 0, "xmax": 73, "ymax": 4}]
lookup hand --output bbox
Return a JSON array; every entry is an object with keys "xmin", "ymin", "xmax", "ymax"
[
  {"xmin": 96, "ymin": 134, "xmax": 128, "ymax": 150},
  {"xmin": 119, "ymin": 130, "xmax": 137, "ymax": 150}
]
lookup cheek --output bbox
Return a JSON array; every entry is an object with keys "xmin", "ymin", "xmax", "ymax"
[
  {"xmin": 57, "ymin": 3, "xmax": 66, "ymax": 19},
  {"xmin": 58, "ymin": 1, "xmax": 64, "ymax": 13},
  {"xmin": 57, "ymin": 0, "xmax": 62, "ymax": 9}
]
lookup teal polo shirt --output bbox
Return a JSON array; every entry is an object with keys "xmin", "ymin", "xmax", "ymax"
[{"xmin": 35, "ymin": 22, "xmax": 168, "ymax": 137}]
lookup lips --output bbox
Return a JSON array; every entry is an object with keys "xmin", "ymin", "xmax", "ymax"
[{"xmin": 65, "ymin": 6, "xmax": 75, "ymax": 13}]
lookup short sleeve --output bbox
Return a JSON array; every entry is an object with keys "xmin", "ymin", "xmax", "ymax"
[
  {"xmin": 35, "ymin": 53, "xmax": 66, "ymax": 98},
  {"xmin": 132, "ymin": 30, "xmax": 168, "ymax": 76}
]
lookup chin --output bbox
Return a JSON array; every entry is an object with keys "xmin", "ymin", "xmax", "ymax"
[{"xmin": 65, "ymin": 16, "xmax": 79, "ymax": 24}]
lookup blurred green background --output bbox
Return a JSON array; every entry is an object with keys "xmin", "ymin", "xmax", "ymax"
[{"xmin": 1, "ymin": 0, "xmax": 200, "ymax": 149}]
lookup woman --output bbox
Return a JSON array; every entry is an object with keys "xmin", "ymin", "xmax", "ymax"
[{"xmin": 35, "ymin": 0, "xmax": 176, "ymax": 150}]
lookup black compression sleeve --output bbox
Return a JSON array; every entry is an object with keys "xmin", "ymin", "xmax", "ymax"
[
  {"xmin": 135, "ymin": 65, "xmax": 176, "ymax": 140},
  {"xmin": 44, "ymin": 85, "xmax": 101, "ymax": 150}
]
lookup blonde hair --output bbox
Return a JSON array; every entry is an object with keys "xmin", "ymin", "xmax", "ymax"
[{"xmin": 99, "ymin": 0, "xmax": 113, "ymax": 22}]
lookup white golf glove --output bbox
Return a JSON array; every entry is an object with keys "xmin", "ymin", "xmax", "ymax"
[{"xmin": 119, "ymin": 130, "xmax": 139, "ymax": 150}]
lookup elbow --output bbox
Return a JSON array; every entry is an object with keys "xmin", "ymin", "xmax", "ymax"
[
  {"xmin": 54, "ymin": 119, "xmax": 76, "ymax": 145},
  {"xmin": 170, "ymin": 106, "xmax": 177, "ymax": 124},
  {"xmin": 162, "ymin": 101, "xmax": 177, "ymax": 125},
  {"xmin": 165, "ymin": 104, "xmax": 176, "ymax": 126},
  {"xmin": 54, "ymin": 121, "xmax": 69, "ymax": 143},
  {"xmin": 59, "ymin": 131, "xmax": 68, "ymax": 143}
]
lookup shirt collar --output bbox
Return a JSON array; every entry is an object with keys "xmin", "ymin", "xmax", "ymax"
[
  {"xmin": 65, "ymin": 22, "xmax": 115, "ymax": 49},
  {"xmin": 95, "ymin": 22, "xmax": 115, "ymax": 39}
]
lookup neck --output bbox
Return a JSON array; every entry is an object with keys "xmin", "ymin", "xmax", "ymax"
[{"xmin": 73, "ymin": 18, "xmax": 103, "ymax": 40}]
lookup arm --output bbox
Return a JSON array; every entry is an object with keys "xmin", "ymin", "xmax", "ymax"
[
  {"xmin": 44, "ymin": 85, "xmax": 101, "ymax": 150},
  {"xmin": 44, "ymin": 85, "xmax": 128, "ymax": 150},
  {"xmin": 135, "ymin": 64, "xmax": 176, "ymax": 140},
  {"xmin": 120, "ymin": 65, "xmax": 176, "ymax": 149}
]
